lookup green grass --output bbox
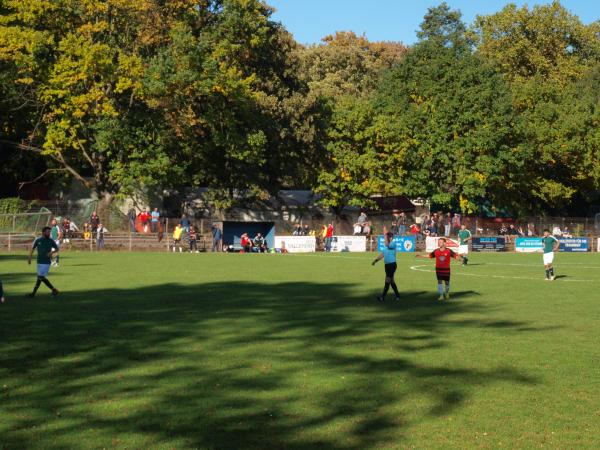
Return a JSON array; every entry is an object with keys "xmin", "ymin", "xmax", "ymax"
[{"xmin": 1, "ymin": 250, "xmax": 600, "ymax": 449}]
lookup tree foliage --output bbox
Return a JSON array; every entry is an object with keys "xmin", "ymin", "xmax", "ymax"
[{"xmin": 1, "ymin": 1, "xmax": 600, "ymax": 216}]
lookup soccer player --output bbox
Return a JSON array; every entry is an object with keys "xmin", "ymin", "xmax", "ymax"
[
  {"xmin": 50, "ymin": 218, "xmax": 62, "ymax": 267},
  {"xmin": 541, "ymin": 229, "xmax": 560, "ymax": 281},
  {"xmin": 416, "ymin": 237, "xmax": 460, "ymax": 301},
  {"xmin": 27, "ymin": 227, "xmax": 60, "ymax": 298},
  {"xmin": 371, "ymin": 231, "xmax": 401, "ymax": 302},
  {"xmin": 457, "ymin": 224, "xmax": 472, "ymax": 266}
]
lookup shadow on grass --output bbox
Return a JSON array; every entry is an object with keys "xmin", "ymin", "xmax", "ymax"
[{"xmin": 0, "ymin": 281, "xmax": 542, "ymax": 449}]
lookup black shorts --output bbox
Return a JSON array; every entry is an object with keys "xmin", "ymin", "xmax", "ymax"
[
  {"xmin": 385, "ymin": 262, "xmax": 397, "ymax": 278},
  {"xmin": 436, "ymin": 268, "xmax": 450, "ymax": 282}
]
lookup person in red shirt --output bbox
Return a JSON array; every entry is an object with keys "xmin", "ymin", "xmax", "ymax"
[
  {"xmin": 416, "ymin": 237, "xmax": 460, "ymax": 301},
  {"xmin": 240, "ymin": 233, "xmax": 252, "ymax": 253},
  {"xmin": 325, "ymin": 223, "xmax": 334, "ymax": 252}
]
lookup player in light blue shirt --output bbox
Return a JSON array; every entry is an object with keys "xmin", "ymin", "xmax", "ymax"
[{"xmin": 372, "ymin": 232, "xmax": 401, "ymax": 302}]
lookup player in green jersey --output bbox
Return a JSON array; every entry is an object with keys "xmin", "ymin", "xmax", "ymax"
[
  {"xmin": 457, "ymin": 224, "xmax": 472, "ymax": 266},
  {"xmin": 27, "ymin": 227, "xmax": 60, "ymax": 298},
  {"xmin": 541, "ymin": 229, "xmax": 560, "ymax": 281}
]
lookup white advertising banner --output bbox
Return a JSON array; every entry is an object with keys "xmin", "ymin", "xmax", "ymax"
[
  {"xmin": 597, "ymin": 238, "xmax": 600, "ymax": 252},
  {"xmin": 331, "ymin": 235, "xmax": 367, "ymax": 252},
  {"xmin": 425, "ymin": 236, "xmax": 460, "ymax": 253},
  {"xmin": 274, "ymin": 236, "xmax": 316, "ymax": 253}
]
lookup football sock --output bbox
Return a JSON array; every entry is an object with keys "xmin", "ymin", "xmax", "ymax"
[
  {"xmin": 464, "ymin": 257, "xmax": 468, "ymax": 265},
  {"xmin": 445, "ymin": 282, "xmax": 450, "ymax": 293},
  {"xmin": 437, "ymin": 283, "xmax": 443, "ymax": 295},
  {"xmin": 549, "ymin": 267, "xmax": 554, "ymax": 277},
  {"xmin": 32, "ymin": 277, "xmax": 42, "ymax": 295},
  {"xmin": 391, "ymin": 282, "xmax": 399, "ymax": 296},
  {"xmin": 382, "ymin": 282, "xmax": 390, "ymax": 298},
  {"xmin": 40, "ymin": 277, "xmax": 54, "ymax": 290},
  {"xmin": 56, "ymin": 254, "xmax": 59, "ymax": 264},
  {"xmin": 545, "ymin": 269, "xmax": 550, "ymax": 279}
]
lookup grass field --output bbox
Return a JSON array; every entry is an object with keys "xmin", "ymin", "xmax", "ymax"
[{"xmin": 1, "ymin": 250, "xmax": 600, "ymax": 449}]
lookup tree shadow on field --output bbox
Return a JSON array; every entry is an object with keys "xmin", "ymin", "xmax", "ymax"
[{"xmin": 0, "ymin": 281, "xmax": 543, "ymax": 449}]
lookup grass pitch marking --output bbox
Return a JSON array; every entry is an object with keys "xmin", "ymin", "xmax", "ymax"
[{"xmin": 409, "ymin": 264, "xmax": 598, "ymax": 283}]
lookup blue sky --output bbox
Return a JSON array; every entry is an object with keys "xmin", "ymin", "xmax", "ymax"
[{"xmin": 268, "ymin": 0, "xmax": 599, "ymax": 45}]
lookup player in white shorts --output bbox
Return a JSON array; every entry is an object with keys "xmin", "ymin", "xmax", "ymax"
[
  {"xmin": 541, "ymin": 229, "xmax": 560, "ymax": 281},
  {"xmin": 457, "ymin": 224, "xmax": 472, "ymax": 266}
]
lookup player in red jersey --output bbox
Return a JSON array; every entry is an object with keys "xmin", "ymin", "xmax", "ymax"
[{"xmin": 416, "ymin": 237, "xmax": 460, "ymax": 301}]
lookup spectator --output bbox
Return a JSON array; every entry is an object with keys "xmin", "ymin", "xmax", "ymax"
[
  {"xmin": 127, "ymin": 207, "xmax": 136, "ymax": 233},
  {"xmin": 61, "ymin": 217, "xmax": 71, "ymax": 243},
  {"xmin": 151, "ymin": 208, "xmax": 160, "ymax": 233},
  {"xmin": 180, "ymin": 214, "xmax": 191, "ymax": 233},
  {"xmin": 437, "ymin": 212, "xmax": 445, "ymax": 235},
  {"xmin": 452, "ymin": 213, "xmax": 461, "ymax": 234},
  {"xmin": 96, "ymin": 223, "xmax": 108, "ymax": 250},
  {"xmin": 357, "ymin": 211, "xmax": 368, "ymax": 231},
  {"xmin": 527, "ymin": 223, "xmax": 536, "ymax": 237},
  {"xmin": 172, "ymin": 224, "xmax": 184, "ymax": 252},
  {"xmin": 353, "ymin": 222, "xmax": 363, "ymax": 235},
  {"xmin": 253, "ymin": 232, "xmax": 267, "ymax": 253},
  {"xmin": 90, "ymin": 211, "xmax": 100, "ymax": 232},
  {"xmin": 240, "ymin": 233, "xmax": 252, "ymax": 253},
  {"xmin": 499, "ymin": 224, "xmax": 508, "ymax": 236},
  {"xmin": 211, "ymin": 223, "xmax": 222, "ymax": 252},
  {"xmin": 189, "ymin": 225, "xmax": 199, "ymax": 253},
  {"xmin": 292, "ymin": 224, "xmax": 302, "ymax": 236},
  {"xmin": 410, "ymin": 223, "xmax": 421, "ymax": 241},
  {"xmin": 363, "ymin": 221, "xmax": 371, "ymax": 236},
  {"xmin": 444, "ymin": 212, "xmax": 452, "ymax": 237},
  {"xmin": 68, "ymin": 219, "xmax": 79, "ymax": 238},
  {"xmin": 303, "ymin": 224, "xmax": 310, "ymax": 236},
  {"xmin": 390, "ymin": 221, "xmax": 399, "ymax": 236},
  {"xmin": 138, "ymin": 208, "xmax": 150, "ymax": 233},
  {"xmin": 325, "ymin": 223, "xmax": 334, "ymax": 252},
  {"xmin": 83, "ymin": 223, "xmax": 92, "ymax": 240},
  {"xmin": 398, "ymin": 212, "xmax": 407, "ymax": 236},
  {"xmin": 552, "ymin": 226, "xmax": 562, "ymax": 238},
  {"xmin": 562, "ymin": 226, "xmax": 572, "ymax": 238}
]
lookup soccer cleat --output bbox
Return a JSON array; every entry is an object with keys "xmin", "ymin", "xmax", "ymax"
[
  {"xmin": 550, "ymin": 276, "xmax": 555, "ymax": 281},
  {"xmin": 51, "ymin": 289, "xmax": 59, "ymax": 297},
  {"xmin": 0, "ymin": 296, "xmax": 4, "ymax": 304},
  {"xmin": 394, "ymin": 296, "xmax": 401, "ymax": 302},
  {"xmin": 444, "ymin": 292, "xmax": 450, "ymax": 300},
  {"xmin": 376, "ymin": 295, "xmax": 384, "ymax": 302},
  {"xmin": 438, "ymin": 295, "xmax": 445, "ymax": 301},
  {"xmin": 26, "ymin": 293, "xmax": 35, "ymax": 298}
]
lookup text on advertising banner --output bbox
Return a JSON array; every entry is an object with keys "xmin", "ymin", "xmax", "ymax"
[
  {"xmin": 425, "ymin": 236, "xmax": 459, "ymax": 253},
  {"xmin": 331, "ymin": 235, "xmax": 367, "ymax": 252},
  {"xmin": 559, "ymin": 238, "xmax": 589, "ymax": 252},
  {"xmin": 515, "ymin": 237, "xmax": 543, "ymax": 253},
  {"xmin": 377, "ymin": 236, "xmax": 416, "ymax": 253},
  {"xmin": 274, "ymin": 236, "xmax": 316, "ymax": 253},
  {"xmin": 471, "ymin": 237, "xmax": 507, "ymax": 252}
]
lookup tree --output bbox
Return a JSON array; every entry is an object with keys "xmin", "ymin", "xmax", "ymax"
[
  {"xmin": 473, "ymin": 1, "xmax": 600, "ymax": 212},
  {"xmin": 473, "ymin": 1, "xmax": 600, "ymax": 85},
  {"xmin": 375, "ymin": 3, "xmax": 520, "ymax": 213},
  {"xmin": 298, "ymin": 31, "xmax": 406, "ymax": 100}
]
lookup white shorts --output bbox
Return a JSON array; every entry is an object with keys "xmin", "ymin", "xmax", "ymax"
[
  {"xmin": 458, "ymin": 244, "xmax": 469, "ymax": 255},
  {"xmin": 37, "ymin": 264, "xmax": 51, "ymax": 277},
  {"xmin": 543, "ymin": 252, "xmax": 554, "ymax": 265}
]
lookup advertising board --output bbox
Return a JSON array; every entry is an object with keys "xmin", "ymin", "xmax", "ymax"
[
  {"xmin": 331, "ymin": 235, "xmax": 367, "ymax": 252},
  {"xmin": 515, "ymin": 237, "xmax": 542, "ymax": 253},
  {"xmin": 559, "ymin": 238, "xmax": 589, "ymax": 252},
  {"xmin": 471, "ymin": 237, "xmax": 507, "ymax": 252},
  {"xmin": 376, "ymin": 236, "xmax": 416, "ymax": 253},
  {"xmin": 425, "ymin": 236, "xmax": 459, "ymax": 253},
  {"xmin": 274, "ymin": 236, "xmax": 316, "ymax": 253}
]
